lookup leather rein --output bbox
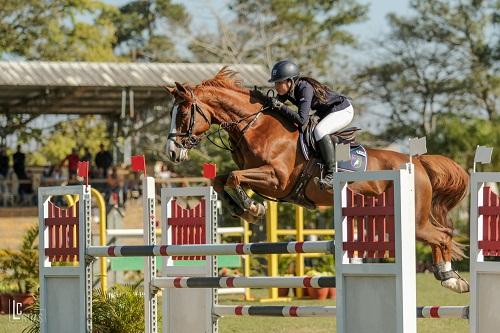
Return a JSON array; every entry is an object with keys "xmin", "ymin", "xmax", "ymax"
[{"xmin": 167, "ymin": 88, "xmax": 266, "ymax": 152}]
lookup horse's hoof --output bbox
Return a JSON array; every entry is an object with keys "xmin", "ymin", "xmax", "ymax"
[
  {"xmin": 239, "ymin": 210, "xmax": 263, "ymax": 225},
  {"xmin": 441, "ymin": 276, "xmax": 470, "ymax": 293},
  {"xmin": 249, "ymin": 202, "xmax": 266, "ymax": 217}
]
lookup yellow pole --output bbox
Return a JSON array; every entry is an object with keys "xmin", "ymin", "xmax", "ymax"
[
  {"xmin": 63, "ymin": 195, "xmax": 77, "ymax": 267},
  {"xmin": 276, "ymin": 229, "xmax": 334, "ymax": 236},
  {"xmin": 266, "ymin": 201, "xmax": 278, "ymax": 301},
  {"xmin": 279, "ymin": 253, "xmax": 325, "ymax": 258},
  {"xmin": 243, "ymin": 219, "xmax": 253, "ymax": 301},
  {"xmin": 92, "ymin": 188, "xmax": 107, "ymax": 292},
  {"xmin": 295, "ymin": 206, "xmax": 304, "ymax": 298},
  {"xmin": 64, "ymin": 194, "xmax": 76, "ymax": 208}
]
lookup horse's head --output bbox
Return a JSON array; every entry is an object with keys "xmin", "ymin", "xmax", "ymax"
[{"xmin": 165, "ymin": 82, "xmax": 212, "ymax": 162}]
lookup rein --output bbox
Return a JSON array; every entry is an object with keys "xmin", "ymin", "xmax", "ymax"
[
  {"xmin": 168, "ymin": 87, "xmax": 269, "ymax": 152},
  {"xmin": 205, "ymin": 112, "xmax": 263, "ymax": 152}
]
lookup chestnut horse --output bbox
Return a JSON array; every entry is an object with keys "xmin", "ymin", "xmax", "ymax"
[{"xmin": 165, "ymin": 67, "xmax": 469, "ymax": 293}]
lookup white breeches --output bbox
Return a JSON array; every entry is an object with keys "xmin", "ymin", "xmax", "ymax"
[{"xmin": 313, "ymin": 104, "xmax": 354, "ymax": 141}]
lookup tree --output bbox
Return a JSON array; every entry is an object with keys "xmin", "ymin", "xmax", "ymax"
[
  {"xmin": 355, "ymin": 0, "xmax": 499, "ymax": 139},
  {"xmin": 0, "ymin": 114, "xmax": 41, "ymax": 147},
  {"xmin": 111, "ymin": 0, "xmax": 190, "ymax": 61},
  {"xmin": 189, "ymin": 0, "xmax": 368, "ymax": 77},
  {"xmin": 0, "ymin": 0, "xmax": 117, "ymax": 61},
  {"xmin": 427, "ymin": 114, "xmax": 500, "ymax": 171},
  {"xmin": 29, "ymin": 116, "xmax": 110, "ymax": 166}
]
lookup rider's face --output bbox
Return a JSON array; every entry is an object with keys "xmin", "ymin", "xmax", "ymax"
[{"xmin": 274, "ymin": 80, "xmax": 292, "ymax": 96}]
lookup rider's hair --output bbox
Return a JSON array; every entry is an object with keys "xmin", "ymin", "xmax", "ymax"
[{"xmin": 297, "ymin": 77, "xmax": 331, "ymax": 104}]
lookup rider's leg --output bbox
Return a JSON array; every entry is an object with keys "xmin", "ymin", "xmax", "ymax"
[
  {"xmin": 313, "ymin": 104, "xmax": 354, "ymax": 187},
  {"xmin": 313, "ymin": 104, "xmax": 354, "ymax": 142},
  {"xmin": 317, "ymin": 135, "xmax": 336, "ymax": 187}
]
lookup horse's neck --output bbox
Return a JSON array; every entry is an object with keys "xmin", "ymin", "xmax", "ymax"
[{"xmin": 204, "ymin": 90, "xmax": 261, "ymax": 138}]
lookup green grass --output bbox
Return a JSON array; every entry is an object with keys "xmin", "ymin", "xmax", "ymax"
[
  {"xmin": 416, "ymin": 272, "xmax": 469, "ymax": 333},
  {"xmin": 218, "ymin": 273, "xmax": 470, "ymax": 333},
  {"xmin": 0, "ymin": 315, "xmax": 29, "ymax": 333},
  {"xmin": 218, "ymin": 293, "xmax": 336, "ymax": 333},
  {"xmin": 0, "ymin": 273, "xmax": 471, "ymax": 333}
]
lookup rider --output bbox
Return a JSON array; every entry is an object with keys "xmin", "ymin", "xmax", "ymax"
[{"xmin": 267, "ymin": 60, "xmax": 354, "ymax": 188}]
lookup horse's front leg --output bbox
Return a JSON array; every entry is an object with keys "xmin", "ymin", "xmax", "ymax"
[
  {"xmin": 213, "ymin": 174, "xmax": 244, "ymax": 216},
  {"xmin": 226, "ymin": 165, "xmax": 280, "ymax": 218},
  {"xmin": 212, "ymin": 174, "xmax": 262, "ymax": 224}
]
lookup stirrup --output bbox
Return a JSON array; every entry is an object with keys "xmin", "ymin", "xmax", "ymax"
[
  {"xmin": 315, "ymin": 173, "xmax": 333, "ymax": 190},
  {"xmin": 319, "ymin": 178, "xmax": 333, "ymax": 188}
]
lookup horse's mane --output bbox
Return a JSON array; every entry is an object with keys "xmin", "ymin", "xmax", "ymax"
[
  {"xmin": 193, "ymin": 66, "xmax": 263, "ymax": 119},
  {"xmin": 196, "ymin": 66, "xmax": 248, "ymax": 94}
]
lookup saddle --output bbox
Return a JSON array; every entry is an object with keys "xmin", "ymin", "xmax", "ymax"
[{"xmin": 280, "ymin": 115, "xmax": 368, "ymax": 209}]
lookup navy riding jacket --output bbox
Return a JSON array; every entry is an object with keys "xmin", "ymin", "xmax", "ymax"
[{"xmin": 276, "ymin": 78, "xmax": 349, "ymax": 129}]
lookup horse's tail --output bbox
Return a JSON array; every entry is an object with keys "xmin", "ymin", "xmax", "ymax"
[{"xmin": 418, "ymin": 154, "xmax": 469, "ymax": 260}]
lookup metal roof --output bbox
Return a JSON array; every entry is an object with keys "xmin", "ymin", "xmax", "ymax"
[
  {"xmin": 0, "ymin": 61, "xmax": 270, "ymax": 115},
  {"xmin": 0, "ymin": 61, "xmax": 269, "ymax": 87}
]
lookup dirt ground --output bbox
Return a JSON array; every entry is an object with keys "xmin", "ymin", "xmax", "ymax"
[{"xmin": 0, "ymin": 207, "xmax": 38, "ymax": 250}]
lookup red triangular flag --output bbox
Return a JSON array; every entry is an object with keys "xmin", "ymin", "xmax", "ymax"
[
  {"xmin": 131, "ymin": 155, "xmax": 146, "ymax": 175},
  {"xmin": 77, "ymin": 161, "xmax": 89, "ymax": 178}
]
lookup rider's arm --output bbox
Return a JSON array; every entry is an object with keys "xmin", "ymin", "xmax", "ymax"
[{"xmin": 279, "ymin": 83, "xmax": 313, "ymax": 128}]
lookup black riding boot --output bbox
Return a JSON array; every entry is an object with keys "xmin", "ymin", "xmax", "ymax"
[{"xmin": 318, "ymin": 135, "xmax": 336, "ymax": 188}]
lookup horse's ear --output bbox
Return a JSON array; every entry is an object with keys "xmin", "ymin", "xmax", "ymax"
[{"xmin": 175, "ymin": 82, "xmax": 190, "ymax": 99}]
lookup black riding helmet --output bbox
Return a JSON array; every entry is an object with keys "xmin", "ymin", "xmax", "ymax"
[{"xmin": 268, "ymin": 60, "xmax": 299, "ymax": 83}]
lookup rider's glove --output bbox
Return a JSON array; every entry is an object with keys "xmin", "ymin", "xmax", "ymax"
[{"xmin": 270, "ymin": 97, "xmax": 284, "ymax": 110}]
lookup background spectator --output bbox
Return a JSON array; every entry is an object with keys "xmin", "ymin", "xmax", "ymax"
[
  {"xmin": 0, "ymin": 147, "xmax": 8, "ymax": 178},
  {"xmin": 81, "ymin": 147, "xmax": 93, "ymax": 176},
  {"xmin": 12, "ymin": 145, "xmax": 31, "ymax": 201},
  {"xmin": 106, "ymin": 166, "xmax": 126, "ymax": 210},
  {"xmin": 13, "ymin": 145, "xmax": 26, "ymax": 179},
  {"xmin": 60, "ymin": 147, "xmax": 80, "ymax": 180},
  {"xmin": 95, "ymin": 143, "xmax": 112, "ymax": 178},
  {"xmin": 82, "ymin": 147, "xmax": 92, "ymax": 163}
]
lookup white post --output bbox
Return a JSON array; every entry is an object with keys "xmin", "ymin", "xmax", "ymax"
[
  {"xmin": 143, "ymin": 177, "xmax": 157, "ymax": 333},
  {"xmin": 469, "ymin": 172, "xmax": 500, "ymax": 333},
  {"xmin": 38, "ymin": 185, "xmax": 92, "ymax": 333},
  {"xmin": 333, "ymin": 165, "xmax": 416, "ymax": 333},
  {"xmin": 161, "ymin": 186, "xmax": 218, "ymax": 333}
]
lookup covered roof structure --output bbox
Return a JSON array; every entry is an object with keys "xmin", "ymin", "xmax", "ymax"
[{"xmin": 0, "ymin": 61, "xmax": 270, "ymax": 115}]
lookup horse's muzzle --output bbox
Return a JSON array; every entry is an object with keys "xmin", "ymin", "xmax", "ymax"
[{"xmin": 167, "ymin": 139, "xmax": 188, "ymax": 162}]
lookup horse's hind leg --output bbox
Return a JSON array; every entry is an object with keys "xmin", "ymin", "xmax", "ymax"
[
  {"xmin": 428, "ymin": 212, "xmax": 469, "ymax": 293},
  {"xmin": 414, "ymin": 172, "xmax": 469, "ymax": 293},
  {"xmin": 417, "ymin": 221, "xmax": 468, "ymax": 293}
]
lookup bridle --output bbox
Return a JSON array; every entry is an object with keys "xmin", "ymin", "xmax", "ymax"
[
  {"xmin": 167, "ymin": 95, "xmax": 211, "ymax": 149},
  {"xmin": 167, "ymin": 87, "xmax": 265, "ymax": 152}
]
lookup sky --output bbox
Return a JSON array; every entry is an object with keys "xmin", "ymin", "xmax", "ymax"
[
  {"xmin": 184, "ymin": 0, "xmax": 410, "ymax": 40},
  {"xmin": 106, "ymin": 0, "xmax": 412, "ymax": 43}
]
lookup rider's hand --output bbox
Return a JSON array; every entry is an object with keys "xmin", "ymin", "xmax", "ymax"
[{"xmin": 270, "ymin": 97, "xmax": 284, "ymax": 110}]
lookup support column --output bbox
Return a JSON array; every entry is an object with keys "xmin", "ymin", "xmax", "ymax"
[{"xmin": 295, "ymin": 206, "xmax": 304, "ymax": 298}]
